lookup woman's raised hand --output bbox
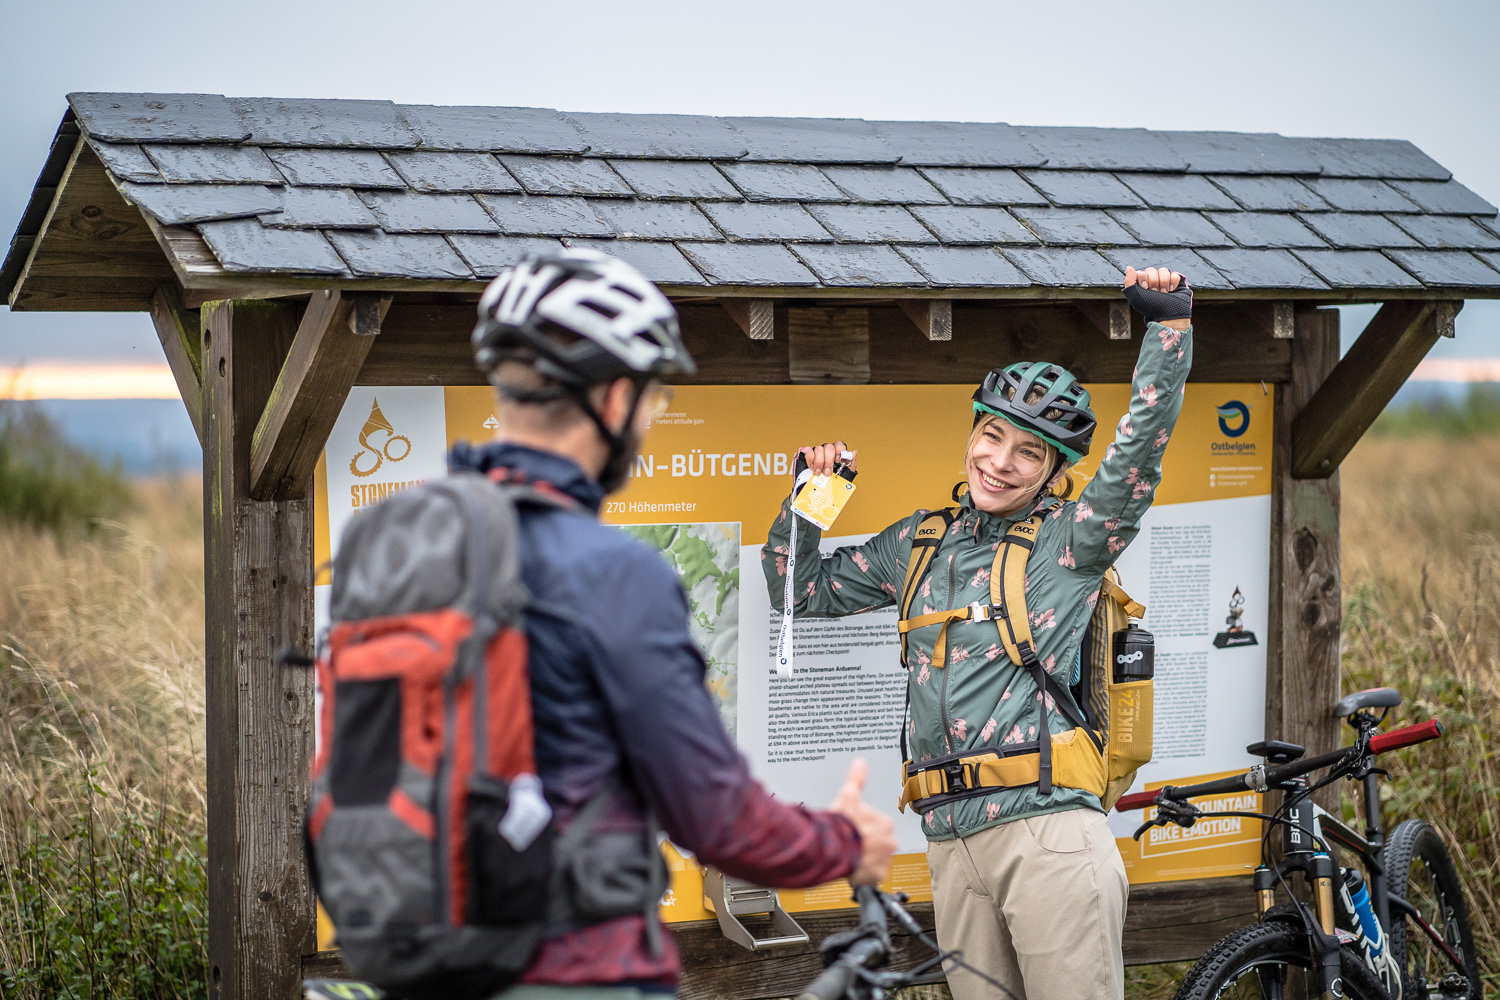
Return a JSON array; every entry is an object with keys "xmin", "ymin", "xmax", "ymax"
[{"xmin": 796, "ymin": 441, "xmax": 857, "ymax": 477}]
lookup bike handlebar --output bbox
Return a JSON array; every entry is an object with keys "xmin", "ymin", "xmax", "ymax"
[
  {"xmin": 794, "ymin": 885, "xmax": 890, "ymax": 1000},
  {"xmin": 1113, "ymin": 718, "xmax": 1444, "ymax": 812}
]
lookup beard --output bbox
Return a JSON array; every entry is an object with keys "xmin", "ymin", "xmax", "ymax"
[{"xmin": 597, "ymin": 424, "xmax": 642, "ymax": 494}]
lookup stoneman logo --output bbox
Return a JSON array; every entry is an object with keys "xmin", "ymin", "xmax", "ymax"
[{"xmin": 350, "ymin": 398, "xmax": 412, "ymax": 478}]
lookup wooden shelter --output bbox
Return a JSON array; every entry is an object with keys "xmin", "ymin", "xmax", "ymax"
[{"xmin": 6, "ymin": 92, "xmax": 1500, "ymax": 1000}]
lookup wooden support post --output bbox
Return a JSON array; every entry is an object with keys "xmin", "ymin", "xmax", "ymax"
[
  {"xmin": 896, "ymin": 299, "xmax": 953, "ymax": 341},
  {"xmin": 250, "ymin": 290, "xmax": 391, "ymax": 501},
  {"xmin": 1075, "ymin": 300, "xmax": 1131, "ymax": 341},
  {"xmin": 787, "ymin": 307, "xmax": 870, "ymax": 384},
  {"xmin": 1290, "ymin": 300, "xmax": 1457, "ymax": 478},
  {"xmin": 1268, "ymin": 308, "xmax": 1342, "ymax": 794},
  {"xmin": 202, "ymin": 300, "xmax": 317, "ymax": 1000},
  {"xmin": 719, "ymin": 298, "xmax": 775, "ymax": 340},
  {"xmin": 151, "ymin": 283, "xmax": 204, "ymax": 442}
]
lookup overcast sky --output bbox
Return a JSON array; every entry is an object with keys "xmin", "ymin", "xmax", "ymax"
[{"xmin": 2, "ymin": 0, "xmax": 1497, "ymax": 369}]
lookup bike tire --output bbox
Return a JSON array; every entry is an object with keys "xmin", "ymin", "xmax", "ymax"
[
  {"xmin": 1173, "ymin": 920, "xmax": 1390, "ymax": 1000},
  {"xmin": 1382, "ymin": 818, "xmax": 1479, "ymax": 1000}
]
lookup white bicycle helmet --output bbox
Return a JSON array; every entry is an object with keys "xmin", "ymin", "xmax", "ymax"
[{"xmin": 473, "ymin": 249, "xmax": 695, "ymax": 386}]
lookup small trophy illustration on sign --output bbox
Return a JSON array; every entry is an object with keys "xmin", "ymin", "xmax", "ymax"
[{"xmin": 1213, "ymin": 587, "xmax": 1259, "ymax": 649}]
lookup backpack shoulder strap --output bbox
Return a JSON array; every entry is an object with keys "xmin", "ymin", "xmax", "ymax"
[
  {"xmin": 990, "ymin": 513, "xmax": 1043, "ymax": 668},
  {"xmin": 899, "ymin": 508, "xmax": 957, "ymax": 623},
  {"xmin": 1100, "ymin": 573, "xmax": 1145, "ymax": 618}
]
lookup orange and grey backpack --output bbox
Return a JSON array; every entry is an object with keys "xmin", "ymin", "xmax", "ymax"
[
  {"xmin": 895, "ymin": 499, "xmax": 1154, "ymax": 813},
  {"xmin": 305, "ymin": 470, "xmax": 665, "ymax": 1000}
]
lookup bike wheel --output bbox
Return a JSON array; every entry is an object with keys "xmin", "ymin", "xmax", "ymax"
[
  {"xmin": 1174, "ymin": 920, "xmax": 1390, "ymax": 1000},
  {"xmin": 1382, "ymin": 818, "xmax": 1479, "ymax": 1000}
]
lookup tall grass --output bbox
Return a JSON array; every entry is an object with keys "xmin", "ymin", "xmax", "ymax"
[
  {"xmin": 0, "ymin": 401, "xmax": 132, "ymax": 534},
  {"xmin": 0, "ymin": 477, "xmax": 207, "ymax": 999},
  {"xmin": 1371, "ymin": 382, "xmax": 1500, "ymax": 438}
]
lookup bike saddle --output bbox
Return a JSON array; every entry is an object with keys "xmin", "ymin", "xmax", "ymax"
[
  {"xmin": 1246, "ymin": 739, "xmax": 1305, "ymax": 764},
  {"xmin": 1333, "ymin": 687, "xmax": 1401, "ymax": 718}
]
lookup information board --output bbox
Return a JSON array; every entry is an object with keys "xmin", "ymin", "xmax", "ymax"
[{"xmin": 313, "ymin": 381, "xmax": 1273, "ymax": 929}]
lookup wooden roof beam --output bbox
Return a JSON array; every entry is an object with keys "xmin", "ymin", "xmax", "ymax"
[
  {"xmin": 1291, "ymin": 300, "xmax": 1461, "ymax": 479},
  {"xmin": 897, "ymin": 299, "xmax": 953, "ymax": 341},
  {"xmin": 249, "ymin": 290, "xmax": 392, "ymax": 501},
  {"xmin": 1075, "ymin": 300, "xmax": 1132, "ymax": 341},
  {"xmin": 150, "ymin": 283, "xmax": 204, "ymax": 443},
  {"xmin": 718, "ymin": 298, "xmax": 775, "ymax": 340}
]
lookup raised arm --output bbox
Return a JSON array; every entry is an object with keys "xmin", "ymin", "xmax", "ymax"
[{"xmin": 1068, "ymin": 267, "xmax": 1195, "ymax": 572}]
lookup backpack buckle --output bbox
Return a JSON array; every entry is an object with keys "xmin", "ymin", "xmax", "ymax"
[
  {"xmin": 969, "ymin": 602, "xmax": 994, "ymax": 623},
  {"xmin": 943, "ymin": 761, "xmax": 968, "ymax": 792}
]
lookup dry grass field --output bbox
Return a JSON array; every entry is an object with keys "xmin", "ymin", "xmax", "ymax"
[{"xmin": 0, "ymin": 430, "xmax": 1494, "ymax": 998}]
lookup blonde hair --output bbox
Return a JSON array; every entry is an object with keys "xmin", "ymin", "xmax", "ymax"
[{"xmin": 963, "ymin": 414, "xmax": 1072, "ymax": 500}]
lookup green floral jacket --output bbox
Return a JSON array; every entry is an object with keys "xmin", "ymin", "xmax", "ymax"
[{"xmin": 761, "ymin": 322, "xmax": 1194, "ymax": 841}]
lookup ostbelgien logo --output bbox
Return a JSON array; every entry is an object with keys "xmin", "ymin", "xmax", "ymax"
[
  {"xmin": 350, "ymin": 398, "xmax": 412, "ymax": 477},
  {"xmin": 1216, "ymin": 400, "xmax": 1250, "ymax": 438}
]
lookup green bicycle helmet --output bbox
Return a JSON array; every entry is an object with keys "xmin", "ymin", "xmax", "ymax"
[{"xmin": 972, "ymin": 362, "xmax": 1096, "ymax": 463}]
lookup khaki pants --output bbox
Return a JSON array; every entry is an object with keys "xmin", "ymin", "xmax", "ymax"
[{"xmin": 927, "ymin": 809, "xmax": 1128, "ymax": 1000}]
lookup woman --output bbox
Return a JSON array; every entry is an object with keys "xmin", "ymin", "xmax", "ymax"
[{"xmin": 760, "ymin": 267, "xmax": 1193, "ymax": 1000}]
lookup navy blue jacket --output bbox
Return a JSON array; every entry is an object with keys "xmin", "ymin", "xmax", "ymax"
[{"xmin": 450, "ymin": 442, "xmax": 860, "ymax": 987}]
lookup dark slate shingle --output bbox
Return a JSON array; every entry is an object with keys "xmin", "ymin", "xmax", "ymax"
[
  {"xmin": 397, "ymin": 105, "xmax": 586, "ymax": 154},
  {"xmin": 327, "ymin": 230, "xmax": 472, "ymax": 278},
  {"xmin": 448, "ymin": 235, "xmax": 566, "ymax": 276},
  {"xmin": 870, "ymin": 120, "xmax": 1045, "ymax": 168},
  {"xmin": 1386, "ymin": 250, "xmax": 1500, "ymax": 286},
  {"xmin": 1205, "ymin": 212, "xmax": 1327, "ymax": 248},
  {"xmin": 1208, "ymin": 175, "xmax": 1329, "ymax": 212},
  {"xmin": 1301, "ymin": 178, "xmax": 1419, "ymax": 213},
  {"xmin": 385, "ymin": 152, "xmax": 520, "ymax": 193},
  {"xmin": 563, "ymin": 239, "xmax": 707, "ymax": 285},
  {"xmin": 1476, "ymin": 251, "xmax": 1500, "ymax": 276},
  {"xmin": 1298, "ymin": 138, "xmax": 1450, "ymax": 180},
  {"xmin": 230, "ymin": 97, "xmax": 419, "ymax": 148},
  {"xmin": 1115, "ymin": 173, "xmax": 1238, "ymax": 210},
  {"xmin": 805, "ymin": 204, "xmax": 936, "ymax": 244},
  {"xmin": 1020, "ymin": 170, "xmax": 1143, "ymax": 208},
  {"xmin": 1389, "ymin": 214, "xmax": 1500, "ymax": 250},
  {"xmin": 198, "ymin": 219, "xmax": 347, "ymax": 274},
  {"xmin": 1010, "ymin": 207, "xmax": 1137, "ymax": 246},
  {"xmin": 1295, "ymin": 212, "xmax": 1417, "ymax": 249},
  {"xmin": 70, "ymin": 92, "xmax": 250, "ymax": 143},
  {"xmin": 908, "ymin": 206, "xmax": 1036, "ymax": 245},
  {"xmin": 142, "ymin": 144, "xmax": 284, "ymax": 184},
  {"xmin": 1015, "ymin": 127, "xmax": 1188, "ymax": 171},
  {"xmin": 260, "ymin": 187, "xmax": 377, "ymax": 229},
  {"xmin": 477, "ymin": 194, "xmax": 613, "ymax": 237},
  {"xmin": 679, "ymin": 242, "xmax": 819, "ymax": 285},
  {"xmin": 722, "ymin": 117, "xmax": 900, "ymax": 164},
  {"xmin": 589, "ymin": 200, "xmax": 719, "ymax": 241},
  {"xmin": 90, "ymin": 143, "xmax": 162, "ymax": 183},
  {"xmin": 267, "ymin": 149, "xmax": 405, "ymax": 188},
  {"xmin": 1164, "ymin": 131, "xmax": 1322, "ymax": 174},
  {"xmin": 1386, "ymin": 179, "xmax": 1497, "ymax": 216},
  {"xmin": 896, "ymin": 246, "xmax": 1030, "ymax": 286},
  {"xmin": 119, "ymin": 182, "xmax": 283, "ymax": 225},
  {"xmin": 698, "ymin": 202, "xmax": 830, "ymax": 241},
  {"xmin": 821, "ymin": 166, "xmax": 947, "ymax": 204},
  {"xmin": 1198, "ymin": 248, "xmax": 1327, "ymax": 289},
  {"xmin": 359, "ymin": 191, "xmax": 499, "ymax": 233},
  {"xmin": 1293, "ymin": 250, "xmax": 1422, "ymax": 288},
  {"xmin": 499, "ymin": 156, "xmax": 632, "ymax": 197},
  {"xmin": 1107, "ymin": 209, "xmax": 1231, "ymax": 247},
  {"xmin": 608, "ymin": 160, "xmax": 742, "ymax": 201},
  {"xmin": 1099, "ymin": 249, "xmax": 1231, "ymax": 290},
  {"xmin": 562, "ymin": 112, "xmax": 747, "ymax": 159},
  {"xmin": 792, "ymin": 244, "xmax": 926, "ymax": 285},
  {"xmin": 1002, "ymin": 247, "xmax": 1122, "ymax": 286},
  {"xmin": 919, "ymin": 168, "xmax": 1047, "ymax": 207},
  {"xmin": 717, "ymin": 162, "xmax": 845, "ymax": 202}
]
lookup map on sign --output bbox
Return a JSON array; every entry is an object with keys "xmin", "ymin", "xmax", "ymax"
[{"xmin": 621, "ymin": 523, "xmax": 740, "ymax": 740}]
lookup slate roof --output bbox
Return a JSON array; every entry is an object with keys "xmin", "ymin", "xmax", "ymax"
[{"xmin": 6, "ymin": 92, "xmax": 1500, "ymax": 298}]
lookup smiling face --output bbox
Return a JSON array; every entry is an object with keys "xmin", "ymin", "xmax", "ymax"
[{"xmin": 965, "ymin": 414, "xmax": 1060, "ymax": 516}]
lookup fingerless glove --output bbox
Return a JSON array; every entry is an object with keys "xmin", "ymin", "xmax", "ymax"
[{"xmin": 1123, "ymin": 277, "xmax": 1193, "ymax": 323}]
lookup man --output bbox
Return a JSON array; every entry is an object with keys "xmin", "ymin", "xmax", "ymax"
[{"xmin": 453, "ymin": 249, "xmax": 896, "ymax": 994}]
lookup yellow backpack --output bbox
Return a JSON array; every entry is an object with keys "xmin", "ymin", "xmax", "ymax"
[{"xmin": 895, "ymin": 505, "xmax": 1153, "ymax": 812}]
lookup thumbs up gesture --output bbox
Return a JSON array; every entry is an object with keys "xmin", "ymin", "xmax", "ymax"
[{"xmin": 829, "ymin": 759, "xmax": 897, "ymax": 885}]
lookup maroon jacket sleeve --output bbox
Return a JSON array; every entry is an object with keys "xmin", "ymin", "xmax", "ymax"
[{"xmin": 585, "ymin": 544, "xmax": 862, "ymax": 886}]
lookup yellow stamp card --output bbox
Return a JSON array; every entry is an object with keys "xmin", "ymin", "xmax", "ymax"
[{"xmin": 792, "ymin": 471, "xmax": 857, "ymax": 531}]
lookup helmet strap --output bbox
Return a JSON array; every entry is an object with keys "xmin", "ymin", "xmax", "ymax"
[{"xmin": 571, "ymin": 379, "xmax": 645, "ymax": 494}]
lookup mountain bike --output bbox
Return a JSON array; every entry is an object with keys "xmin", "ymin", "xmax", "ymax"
[{"xmin": 1114, "ymin": 687, "xmax": 1478, "ymax": 1000}]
